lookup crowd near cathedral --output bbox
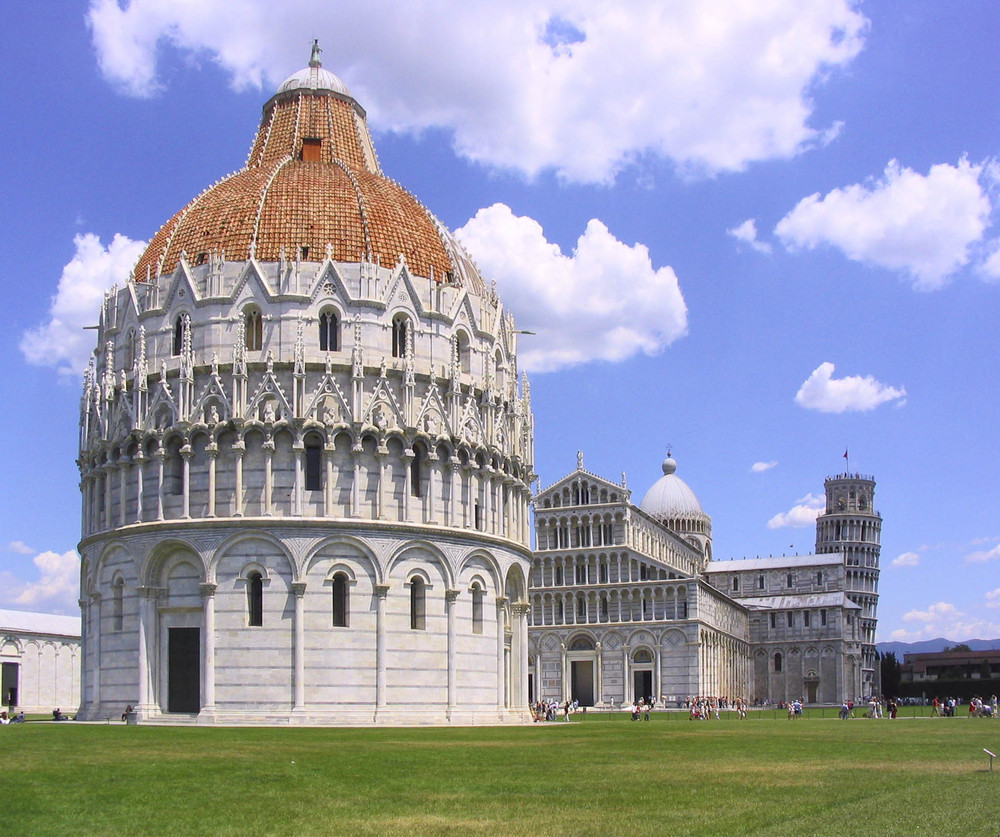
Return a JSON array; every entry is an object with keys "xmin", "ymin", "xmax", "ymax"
[{"xmin": 67, "ymin": 44, "xmax": 881, "ymax": 725}]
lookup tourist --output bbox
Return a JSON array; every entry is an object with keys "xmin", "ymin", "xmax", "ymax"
[{"xmin": 0, "ymin": 711, "xmax": 9, "ymax": 725}]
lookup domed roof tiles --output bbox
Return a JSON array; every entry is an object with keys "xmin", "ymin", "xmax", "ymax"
[
  {"xmin": 133, "ymin": 45, "xmax": 486, "ymax": 295},
  {"xmin": 639, "ymin": 457, "xmax": 705, "ymax": 520}
]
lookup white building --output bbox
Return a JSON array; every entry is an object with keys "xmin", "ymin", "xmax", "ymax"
[
  {"xmin": 1, "ymin": 609, "xmax": 80, "ymax": 714},
  {"xmin": 528, "ymin": 456, "xmax": 880, "ymax": 706},
  {"xmin": 76, "ymin": 44, "xmax": 534, "ymax": 725}
]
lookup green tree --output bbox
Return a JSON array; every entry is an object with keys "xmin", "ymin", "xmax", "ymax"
[
  {"xmin": 945, "ymin": 643, "xmax": 972, "ymax": 652},
  {"xmin": 880, "ymin": 651, "xmax": 901, "ymax": 696},
  {"xmin": 980, "ymin": 658, "xmax": 992, "ymax": 680}
]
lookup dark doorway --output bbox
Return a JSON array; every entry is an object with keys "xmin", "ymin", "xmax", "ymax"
[
  {"xmin": 2, "ymin": 662, "xmax": 19, "ymax": 708},
  {"xmin": 168, "ymin": 627, "xmax": 200, "ymax": 713},
  {"xmin": 805, "ymin": 680, "xmax": 818, "ymax": 704},
  {"xmin": 528, "ymin": 673, "xmax": 534, "ymax": 704},
  {"xmin": 570, "ymin": 660, "xmax": 594, "ymax": 706},
  {"xmin": 634, "ymin": 670, "xmax": 652, "ymax": 703}
]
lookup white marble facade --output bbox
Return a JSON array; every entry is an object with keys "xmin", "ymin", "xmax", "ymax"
[
  {"xmin": 1, "ymin": 610, "xmax": 80, "ymax": 715},
  {"xmin": 77, "ymin": 50, "xmax": 534, "ymax": 725}
]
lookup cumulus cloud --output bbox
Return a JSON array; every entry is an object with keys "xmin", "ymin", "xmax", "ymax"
[
  {"xmin": 965, "ymin": 543, "xmax": 1000, "ymax": 564},
  {"xmin": 0, "ymin": 550, "xmax": 81, "ymax": 614},
  {"xmin": 456, "ymin": 203, "xmax": 687, "ymax": 372},
  {"xmin": 751, "ymin": 460, "xmax": 778, "ymax": 473},
  {"xmin": 767, "ymin": 492, "xmax": 824, "ymax": 529},
  {"xmin": 86, "ymin": 0, "xmax": 867, "ymax": 183},
  {"xmin": 794, "ymin": 362, "xmax": 906, "ymax": 413},
  {"xmin": 891, "ymin": 551, "xmax": 920, "ymax": 568},
  {"xmin": 986, "ymin": 588, "xmax": 1000, "ymax": 609},
  {"xmin": 775, "ymin": 159, "xmax": 992, "ymax": 289},
  {"xmin": 7, "ymin": 541, "xmax": 35, "ymax": 556},
  {"xmin": 890, "ymin": 600, "xmax": 1000, "ymax": 643},
  {"xmin": 728, "ymin": 219, "xmax": 772, "ymax": 254},
  {"xmin": 21, "ymin": 233, "xmax": 147, "ymax": 379}
]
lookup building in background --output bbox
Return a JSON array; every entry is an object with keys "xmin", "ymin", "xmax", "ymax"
[
  {"xmin": 528, "ymin": 457, "xmax": 881, "ymax": 706},
  {"xmin": 1, "ymin": 609, "xmax": 80, "ymax": 714}
]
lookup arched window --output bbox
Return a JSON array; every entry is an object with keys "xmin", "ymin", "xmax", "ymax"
[
  {"xmin": 732, "ymin": 576, "xmax": 740, "ymax": 592},
  {"xmin": 172, "ymin": 316, "xmax": 184, "ymax": 356},
  {"xmin": 332, "ymin": 572, "xmax": 349, "ymax": 627},
  {"xmin": 471, "ymin": 583, "xmax": 484, "ymax": 634},
  {"xmin": 304, "ymin": 434, "xmax": 323, "ymax": 491},
  {"xmin": 410, "ymin": 577, "xmax": 426, "ymax": 630},
  {"xmin": 391, "ymin": 314, "xmax": 409, "ymax": 358},
  {"xmin": 774, "ymin": 652, "xmax": 783, "ymax": 673},
  {"xmin": 319, "ymin": 309, "xmax": 339, "ymax": 352},
  {"xmin": 247, "ymin": 571, "xmax": 263, "ymax": 627},
  {"xmin": 125, "ymin": 328, "xmax": 137, "ymax": 370},
  {"xmin": 410, "ymin": 445, "xmax": 423, "ymax": 497},
  {"xmin": 456, "ymin": 330, "xmax": 471, "ymax": 374},
  {"xmin": 244, "ymin": 307, "xmax": 263, "ymax": 351},
  {"xmin": 112, "ymin": 577, "xmax": 124, "ymax": 631},
  {"xmin": 164, "ymin": 438, "xmax": 184, "ymax": 495}
]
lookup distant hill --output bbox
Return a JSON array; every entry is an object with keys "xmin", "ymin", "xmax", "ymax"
[{"xmin": 876, "ymin": 638, "xmax": 1000, "ymax": 657}]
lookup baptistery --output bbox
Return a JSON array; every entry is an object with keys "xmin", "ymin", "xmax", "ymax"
[{"xmin": 77, "ymin": 44, "xmax": 534, "ymax": 724}]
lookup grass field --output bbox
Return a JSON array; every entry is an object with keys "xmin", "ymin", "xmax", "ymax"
[{"xmin": 3, "ymin": 712, "xmax": 999, "ymax": 836}]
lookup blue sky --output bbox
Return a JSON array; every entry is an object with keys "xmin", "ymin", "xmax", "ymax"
[{"xmin": 2, "ymin": 1, "xmax": 998, "ymax": 642}]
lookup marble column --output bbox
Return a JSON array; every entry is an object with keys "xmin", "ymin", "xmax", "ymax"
[
  {"xmin": 292, "ymin": 582, "xmax": 307, "ymax": 711},
  {"xmin": 446, "ymin": 589, "xmax": 459, "ymax": 716},
  {"xmin": 375, "ymin": 584, "xmax": 390, "ymax": 709},
  {"xmin": 199, "ymin": 583, "xmax": 217, "ymax": 715},
  {"xmin": 496, "ymin": 596, "xmax": 508, "ymax": 709}
]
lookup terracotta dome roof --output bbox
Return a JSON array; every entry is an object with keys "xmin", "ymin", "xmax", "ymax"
[{"xmin": 133, "ymin": 46, "xmax": 485, "ymax": 295}]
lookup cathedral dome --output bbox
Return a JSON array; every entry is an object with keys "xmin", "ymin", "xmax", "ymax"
[
  {"xmin": 639, "ymin": 456, "xmax": 705, "ymax": 519},
  {"xmin": 133, "ymin": 44, "xmax": 486, "ymax": 296}
]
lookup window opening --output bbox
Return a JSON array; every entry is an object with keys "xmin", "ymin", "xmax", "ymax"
[
  {"xmin": 319, "ymin": 310, "xmax": 339, "ymax": 352},
  {"xmin": 247, "ymin": 572, "xmax": 263, "ymax": 627},
  {"xmin": 332, "ymin": 573, "xmax": 349, "ymax": 627},
  {"xmin": 410, "ymin": 578, "xmax": 426, "ymax": 630}
]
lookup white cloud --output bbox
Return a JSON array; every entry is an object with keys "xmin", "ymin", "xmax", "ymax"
[
  {"xmin": 775, "ymin": 158, "xmax": 992, "ymax": 289},
  {"xmin": 767, "ymin": 492, "xmax": 824, "ymax": 529},
  {"xmin": 456, "ymin": 203, "xmax": 687, "ymax": 372},
  {"xmin": 751, "ymin": 460, "xmax": 778, "ymax": 473},
  {"xmin": 890, "ymin": 600, "xmax": 1000, "ymax": 643},
  {"xmin": 86, "ymin": 0, "xmax": 867, "ymax": 183},
  {"xmin": 728, "ymin": 219, "xmax": 772, "ymax": 254},
  {"xmin": 0, "ymin": 550, "xmax": 81, "ymax": 614},
  {"xmin": 7, "ymin": 541, "xmax": 35, "ymax": 556},
  {"xmin": 20, "ymin": 233, "xmax": 147, "ymax": 379},
  {"xmin": 985, "ymin": 588, "xmax": 1000, "ymax": 609},
  {"xmin": 794, "ymin": 361, "xmax": 906, "ymax": 413},
  {"xmin": 965, "ymin": 543, "xmax": 1000, "ymax": 564},
  {"xmin": 891, "ymin": 551, "xmax": 920, "ymax": 568}
]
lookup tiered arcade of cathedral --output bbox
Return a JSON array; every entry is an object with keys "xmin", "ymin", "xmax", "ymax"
[
  {"xmin": 529, "ymin": 457, "xmax": 881, "ymax": 707},
  {"xmin": 77, "ymin": 45, "xmax": 534, "ymax": 725},
  {"xmin": 76, "ymin": 45, "xmax": 881, "ymax": 724}
]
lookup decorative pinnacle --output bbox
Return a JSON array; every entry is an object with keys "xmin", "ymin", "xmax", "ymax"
[{"xmin": 309, "ymin": 39, "xmax": 322, "ymax": 68}]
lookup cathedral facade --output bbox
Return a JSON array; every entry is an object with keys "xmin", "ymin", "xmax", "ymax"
[
  {"xmin": 528, "ymin": 457, "xmax": 880, "ymax": 707},
  {"xmin": 76, "ymin": 45, "xmax": 534, "ymax": 725}
]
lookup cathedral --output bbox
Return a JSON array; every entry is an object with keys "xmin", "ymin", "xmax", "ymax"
[
  {"xmin": 75, "ymin": 46, "xmax": 880, "ymax": 725},
  {"xmin": 76, "ymin": 44, "xmax": 534, "ymax": 725},
  {"xmin": 529, "ymin": 456, "xmax": 881, "ymax": 707}
]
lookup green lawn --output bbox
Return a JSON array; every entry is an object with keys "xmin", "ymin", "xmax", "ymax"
[{"xmin": 3, "ymin": 713, "xmax": 999, "ymax": 836}]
